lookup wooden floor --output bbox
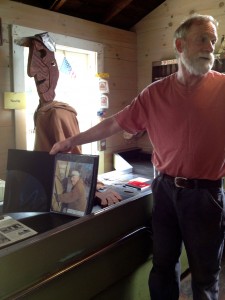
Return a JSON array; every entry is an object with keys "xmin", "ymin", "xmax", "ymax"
[{"xmin": 179, "ymin": 254, "xmax": 225, "ymax": 300}]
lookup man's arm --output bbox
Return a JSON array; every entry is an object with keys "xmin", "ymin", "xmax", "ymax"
[{"xmin": 50, "ymin": 116, "xmax": 122, "ymax": 154}]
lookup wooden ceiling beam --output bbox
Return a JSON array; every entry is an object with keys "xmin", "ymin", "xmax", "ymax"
[
  {"xmin": 50, "ymin": 0, "xmax": 67, "ymax": 11},
  {"xmin": 103, "ymin": 0, "xmax": 133, "ymax": 24}
]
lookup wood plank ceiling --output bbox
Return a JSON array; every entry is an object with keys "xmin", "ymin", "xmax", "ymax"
[{"xmin": 11, "ymin": 0, "xmax": 165, "ymax": 30}]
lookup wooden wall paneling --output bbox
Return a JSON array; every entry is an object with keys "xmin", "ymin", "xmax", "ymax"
[
  {"xmin": 0, "ymin": 0, "xmax": 137, "ymax": 176},
  {"xmin": 0, "ymin": 126, "xmax": 15, "ymax": 179},
  {"xmin": 0, "ymin": 48, "xmax": 10, "ymax": 68},
  {"xmin": 137, "ymin": 29, "xmax": 175, "ymax": 58},
  {"xmin": 137, "ymin": 71, "xmax": 152, "ymax": 92},
  {"xmin": 0, "ymin": 126, "xmax": 15, "ymax": 150},
  {"xmin": 109, "ymin": 76, "xmax": 137, "ymax": 92},
  {"xmin": 104, "ymin": 44, "xmax": 137, "ymax": 62},
  {"xmin": 11, "ymin": 26, "xmax": 27, "ymax": 150},
  {"xmin": 104, "ymin": 58, "xmax": 137, "ymax": 77},
  {"xmin": 108, "ymin": 90, "xmax": 136, "ymax": 107},
  {"xmin": 0, "ymin": 66, "xmax": 11, "ymax": 92},
  {"xmin": 0, "ymin": 18, "xmax": 2, "ymax": 46},
  {"xmin": 0, "ymin": 21, "xmax": 15, "ymax": 179},
  {"xmin": 101, "ymin": 151, "xmax": 114, "ymax": 172},
  {"xmin": 107, "ymin": 82, "xmax": 137, "ymax": 111},
  {"xmin": 0, "ymin": 110, "xmax": 14, "ymax": 126}
]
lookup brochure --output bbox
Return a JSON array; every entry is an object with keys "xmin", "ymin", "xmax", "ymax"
[{"xmin": 0, "ymin": 215, "xmax": 37, "ymax": 248}]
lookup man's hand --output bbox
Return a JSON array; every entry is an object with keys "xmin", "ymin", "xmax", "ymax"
[
  {"xmin": 50, "ymin": 137, "xmax": 74, "ymax": 154},
  {"xmin": 95, "ymin": 189, "xmax": 122, "ymax": 208}
]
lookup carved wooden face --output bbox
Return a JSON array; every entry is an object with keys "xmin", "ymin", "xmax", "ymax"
[{"xmin": 27, "ymin": 38, "xmax": 59, "ymax": 102}]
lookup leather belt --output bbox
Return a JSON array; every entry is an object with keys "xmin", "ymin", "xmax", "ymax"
[{"xmin": 161, "ymin": 174, "xmax": 222, "ymax": 189}]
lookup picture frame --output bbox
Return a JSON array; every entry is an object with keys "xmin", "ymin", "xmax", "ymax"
[
  {"xmin": 51, "ymin": 153, "xmax": 99, "ymax": 217},
  {"xmin": 3, "ymin": 150, "xmax": 99, "ymax": 218}
]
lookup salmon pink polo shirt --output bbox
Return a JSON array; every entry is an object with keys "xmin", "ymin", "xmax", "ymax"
[{"xmin": 115, "ymin": 71, "xmax": 225, "ymax": 180}]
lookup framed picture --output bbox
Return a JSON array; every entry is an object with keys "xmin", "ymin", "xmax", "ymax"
[
  {"xmin": 3, "ymin": 150, "xmax": 99, "ymax": 218},
  {"xmin": 51, "ymin": 153, "xmax": 99, "ymax": 217}
]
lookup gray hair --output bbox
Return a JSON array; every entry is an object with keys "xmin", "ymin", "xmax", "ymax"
[
  {"xmin": 70, "ymin": 170, "xmax": 80, "ymax": 177},
  {"xmin": 173, "ymin": 14, "xmax": 218, "ymax": 57}
]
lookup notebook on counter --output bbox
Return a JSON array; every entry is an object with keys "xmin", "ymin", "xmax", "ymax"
[{"xmin": 125, "ymin": 177, "xmax": 151, "ymax": 191}]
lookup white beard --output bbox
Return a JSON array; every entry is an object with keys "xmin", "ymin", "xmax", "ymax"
[{"xmin": 181, "ymin": 49, "xmax": 215, "ymax": 75}]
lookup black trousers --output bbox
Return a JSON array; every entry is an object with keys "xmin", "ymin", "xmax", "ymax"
[{"xmin": 149, "ymin": 174, "xmax": 225, "ymax": 300}]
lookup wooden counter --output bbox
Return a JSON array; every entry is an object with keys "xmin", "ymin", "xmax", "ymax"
[{"xmin": 0, "ymin": 189, "xmax": 153, "ymax": 299}]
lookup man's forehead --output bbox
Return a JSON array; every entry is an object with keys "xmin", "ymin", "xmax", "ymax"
[{"xmin": 189, "ymin": 21, "xmax": 217, "ymax": 36}]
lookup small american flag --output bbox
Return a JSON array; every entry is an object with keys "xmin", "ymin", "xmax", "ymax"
[{"xmin": 60, "ymin": 57, "xmax": 76, "ymax": 78}]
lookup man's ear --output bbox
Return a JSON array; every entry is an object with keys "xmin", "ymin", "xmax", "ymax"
[{"xmin": 175, "ymin": 38, "xmax": 184, "ymax": 53}]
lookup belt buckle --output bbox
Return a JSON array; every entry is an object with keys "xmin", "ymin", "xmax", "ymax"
[{"xmin": 174, "ymin": 177, "xmax": 188, "ymax": 188}]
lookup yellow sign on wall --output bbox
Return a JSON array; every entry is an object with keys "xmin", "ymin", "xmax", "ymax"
[{"xmin": 4, "ymin": 92, "xmax": 26, "ymax": 109}]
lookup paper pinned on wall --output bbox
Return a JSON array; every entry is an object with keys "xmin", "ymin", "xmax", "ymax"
[{"xmin": 4, "ymin": 92, "xmax": 26, "ymax": 109}]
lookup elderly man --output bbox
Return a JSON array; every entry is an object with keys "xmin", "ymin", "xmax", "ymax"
[{"xmin": 58, "ymin": 170, "xmax": 87, "ymax": 213}]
